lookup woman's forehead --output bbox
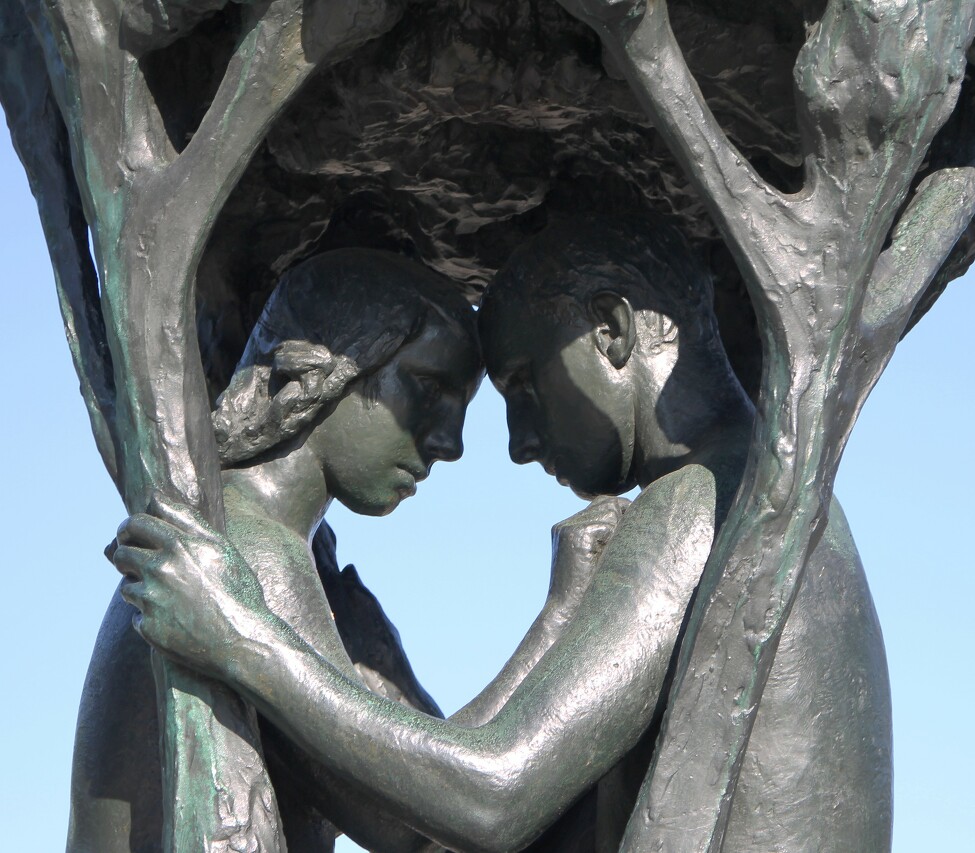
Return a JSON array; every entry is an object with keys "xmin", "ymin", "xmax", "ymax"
[{"xmin": 399, "ymin": 320, "xmax": 481, "ymax": 377}]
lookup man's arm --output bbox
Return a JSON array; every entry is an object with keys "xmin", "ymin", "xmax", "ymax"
[
  {"xmin": 116, "ymin": 466, "xmax": 716, "ymax": 853},
  {"xmin": 451, "ymin": 496, "xmax": 629, "ymax": 727}
]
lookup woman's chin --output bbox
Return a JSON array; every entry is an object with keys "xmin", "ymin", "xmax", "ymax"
[{"xmin": 341, "ymin": 488, "xmax": 411, "ymax": 518}]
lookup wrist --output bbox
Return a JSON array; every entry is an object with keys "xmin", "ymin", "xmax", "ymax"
[
  {"xmin": 548, "ymin": 554, "xmax": 596, "ymax": 606},
  {"xmin": 222, "ymin": 616, "xmax": 280, "ymax": 694}
]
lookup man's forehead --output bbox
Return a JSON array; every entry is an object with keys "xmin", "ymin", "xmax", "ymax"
[{"xmin": 481, "ymin": 304, "xmax": 572, "ymax": 374}]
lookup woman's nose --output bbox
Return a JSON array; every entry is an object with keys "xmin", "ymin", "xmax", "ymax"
[{"xmin": 423, "ymin": 402, "xmax": 465, "ymax": 463}]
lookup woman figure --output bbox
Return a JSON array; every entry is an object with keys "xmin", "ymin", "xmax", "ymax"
[{"xmin": 69, "ymin": 248, "xmax": 484, "ymax": 852}]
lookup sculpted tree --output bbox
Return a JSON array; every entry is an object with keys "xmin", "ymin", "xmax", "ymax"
[
  {"xmin": 554, "ymin": 0, "xmax": 975, "ymax": 849},
  {"xmin": 3, "ymin": 0, "xmax": 975, "ymax": 852},
  {"xmin": 0, "ymin": 1, "xmax": 406, "ymax": 850}
]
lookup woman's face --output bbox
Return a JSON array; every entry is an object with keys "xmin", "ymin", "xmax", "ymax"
[{"xmin": 305, "ymin": 317, "xmax": 482, "ymax": 516}]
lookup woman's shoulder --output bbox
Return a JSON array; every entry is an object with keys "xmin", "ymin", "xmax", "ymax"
[{"xmin": 222, "ymin": 490, "xmax": 312, "ymax": 571}]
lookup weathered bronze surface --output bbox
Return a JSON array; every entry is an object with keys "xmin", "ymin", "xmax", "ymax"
[{"xmin": 2, "ymin": 1, "xmax": 973, "ymax": 851}]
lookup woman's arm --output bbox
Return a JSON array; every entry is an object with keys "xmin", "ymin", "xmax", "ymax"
[{"xmin": 116, "ymin": 467, "xmax": 716, "ymax": 853}]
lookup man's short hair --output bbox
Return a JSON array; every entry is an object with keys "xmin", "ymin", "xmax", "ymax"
[{"xmin": 480, "ymin": 216, "xmax": 718, "ymax": 343}]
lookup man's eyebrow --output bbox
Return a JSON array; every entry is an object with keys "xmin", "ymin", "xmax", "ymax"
[{"xmin": 491, "ymin": 360, "xmax": 529, "ymax": 387}]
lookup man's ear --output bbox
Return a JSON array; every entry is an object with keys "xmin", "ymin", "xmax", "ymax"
[{"xmin": 589, "ymin": 291, "xmax": 636, "ymax": 369}]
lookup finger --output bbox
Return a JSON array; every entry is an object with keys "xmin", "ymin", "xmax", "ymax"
[
  {"xmin": 590, "ymin": 523, "xmax": 616, "ymax": 550},
  {"xmin": 586, "ymin": 495, "xmax": 628, "ymax": 524},
  {"xmin": 119, "ymin": 577, "xmax": 149, "ymax": 612},
  {"xmin": 148, "ymin": 492, "xmax": 217, "ymax": 543},
  {"xmin": 113, "ymin": 544, "xmax": 157, "ymax": 580},
  {"xmin": 104, "ymin": 538, "xmax": 119, "ymax": 563},
  {"xmin": 117, "ymin": 513, "xmax": 177, "ymax": 549}
]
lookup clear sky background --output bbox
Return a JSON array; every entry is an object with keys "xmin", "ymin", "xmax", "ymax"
[{"xmin": 0, "ymin": 126, "xmax": 971, "ymax": 850}]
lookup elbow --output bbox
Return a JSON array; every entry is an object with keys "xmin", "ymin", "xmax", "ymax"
[
  {"xmin": 447, "ymin": 758, "xmax": 551, "ymax": 853},
  {"xmin": 455, "ymin": 810, "xmax": 535, "ymax": 853}
]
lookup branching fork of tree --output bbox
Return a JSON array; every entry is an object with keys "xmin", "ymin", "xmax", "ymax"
[
  {"xmin": 558, "ymin": 0, "xmax": 975, "ymax": 849},
  {"xmin": 1, "ymin": 0, "xmax": 973, "ymax": 851},
  {"xmin": 1, "ymin": 0, "xmax": 406, "ymax": 849}
]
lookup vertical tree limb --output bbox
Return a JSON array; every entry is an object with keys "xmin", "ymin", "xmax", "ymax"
[
  {"xmin": 13, "ymin": 0, "xmax": 406, "ymax": 848},
  {"xmin": 557, "ymin": 1, "xmax": 975, "ymax": 850},
  {"xmin": 0, "ymin": 3, "xmax": 119, "ymax": 486},
  {"xmin": 620, "ymin": 4, "xmax": 975, "ymax": 850}
]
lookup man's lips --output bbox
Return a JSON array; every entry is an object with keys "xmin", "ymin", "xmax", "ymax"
[{"xmin": 541, "ymin": 457, "xmax": 571, "ymax": 487}]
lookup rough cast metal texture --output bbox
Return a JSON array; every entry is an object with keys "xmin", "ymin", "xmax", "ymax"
[
  {"xmin": 8, "ymin": 0, "xmax": 971, "ymax": 394},
  {"xmin": 190, "ymin": 0, "xmax": 975, "ymax": 398},
  {"xmin": 3, "ymin": 1, "xmax": 975, "ymax": 852}
]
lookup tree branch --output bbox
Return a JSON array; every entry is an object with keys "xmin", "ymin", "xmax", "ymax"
[
  {"xmin": 0, "ymin": 2, "xmax": 119, "ymax": 485},
  {"xmin": 864, "ymin": 167, "xmax": 975, "ymax": 341},
  {"xmin": 588, "ymin": 0, "xmax": 804, "ymax": 294},
  {"xmin": 15, "ymin": 1, "xmax": 410, "ymax": 849},
  {"xmin": 611, "ymin": 3, "xmax": 975, "ymax": 851}
]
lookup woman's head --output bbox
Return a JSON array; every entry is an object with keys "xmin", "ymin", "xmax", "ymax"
[{"xmin": 213, "ymin": 250, "xmax": 481, "ymax": 510}]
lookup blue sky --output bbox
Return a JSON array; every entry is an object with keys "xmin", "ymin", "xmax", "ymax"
[{"xmin": 0, "ymin": 129, "xmax": 971, "ymax": 850}]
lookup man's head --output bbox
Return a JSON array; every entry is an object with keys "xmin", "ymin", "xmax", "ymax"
[
  {"xmin": 213, "ymin": 249, "xmax": 482, "ymax": 515},
  {"xmin": 479, "ymin": 216, "xmax": 733, "ymax": 497}
]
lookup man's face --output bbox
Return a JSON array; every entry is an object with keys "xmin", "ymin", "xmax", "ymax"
[
  {"xmin": 482, "ymin": 297, "xmax": 637, "ymax": 498},
  {"xmin": 307, "ymin": 319, "xmax": 482, "ymax": 516}
]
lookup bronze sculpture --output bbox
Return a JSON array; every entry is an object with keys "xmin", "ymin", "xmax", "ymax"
[
  {"xmin": 116, "ymin": 220, "xmax": 892, "ymax": 851},
  {"xmin": 2, "ymin": 0, "xmax": 974, "ymax": 850}
]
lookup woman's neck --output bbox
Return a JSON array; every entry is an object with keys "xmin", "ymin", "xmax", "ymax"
[{"xmin": 221, "ymin": 444, "xmax": 331, "ymax": 541}]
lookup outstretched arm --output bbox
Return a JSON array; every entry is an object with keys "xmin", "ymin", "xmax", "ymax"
[
  {"xmin": 286, "ymin": 499, "xmax": 626, "ymax": 848},
  {"xmin": 451, "ymin": 496, "xmax": 629, "ymax": 727},
  {"xmin": 116, "ymin": 469, "xmax": 715, "ymax": 853}
]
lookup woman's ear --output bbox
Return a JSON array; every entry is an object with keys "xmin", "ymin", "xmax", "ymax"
[{"xmin": 589, "ymin": 291, "xmax": 636, "ymax": 369}]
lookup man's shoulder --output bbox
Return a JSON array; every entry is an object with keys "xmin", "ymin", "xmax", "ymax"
[
  {"xmin": 604, "ymin": 464, "xmax": 719, "ymax": 577},
  {"xmin": 626, "ymin": 463, "xmax": 718, "ymax": 526}
]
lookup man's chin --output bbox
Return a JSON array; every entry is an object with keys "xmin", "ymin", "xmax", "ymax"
[{"xmin": 563, "ymin": 473, "xmax": 632, "ymax": 501}]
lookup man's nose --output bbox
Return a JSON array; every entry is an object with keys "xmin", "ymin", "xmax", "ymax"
[
  {"xmin": 507, "ymin": 406, "xmax": 542, "ymax": 465},
  {"xmin": 508, "ymin": 430, "xmax": 542, "ymax": 465}
]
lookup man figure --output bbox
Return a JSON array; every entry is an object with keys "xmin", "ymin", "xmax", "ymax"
[{"xmin": 117, "ymin": 219, "xmax": 892, "ymax": 852}]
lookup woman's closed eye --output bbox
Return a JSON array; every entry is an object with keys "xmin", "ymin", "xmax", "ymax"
[{"xmin": 414, "ymin": 374, "xmax": 444, "ymax": 401}]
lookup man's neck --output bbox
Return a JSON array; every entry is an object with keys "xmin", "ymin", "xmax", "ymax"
[{"xmin": 632, "ymin": 357, "xmax": 755, "ymax": 489}]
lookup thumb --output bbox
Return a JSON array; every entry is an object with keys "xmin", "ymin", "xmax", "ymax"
[{"xmin": 147, "ymin": 491, "xmax": 219, "ymax": 544}]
